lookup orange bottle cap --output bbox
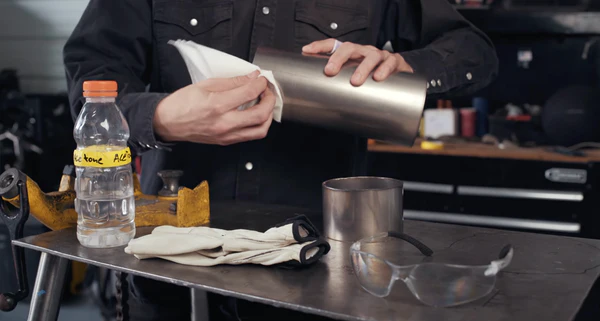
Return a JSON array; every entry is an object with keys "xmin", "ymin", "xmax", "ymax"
[{"xmin": 83, "ymin": 80, "xmax": 118, "ymax": 97}]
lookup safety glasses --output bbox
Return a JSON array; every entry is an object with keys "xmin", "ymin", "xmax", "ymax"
[{"xmin": 350, "ymin": 231, "xmax": 513, "ymax": 307}]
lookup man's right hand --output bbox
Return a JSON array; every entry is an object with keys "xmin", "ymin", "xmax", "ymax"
[{"xmin": 153, "ymin": 70, "xmax": 275, "ymax": 146}]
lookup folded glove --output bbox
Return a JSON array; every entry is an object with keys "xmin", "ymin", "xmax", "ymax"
[
  {"xmin": 124, "ymin": 215, "xmax": 331, "ymax": 267},
  {"xmin": 123, "ymin": 233, "xmax": 223, "ymax": 256},
  {"xmin": 126, "ymin": 214, "xmax": 321, "ymax": 255},
  {"xmin": 133, "ymin": 238, "xmax": 330, "ymax": 267}
]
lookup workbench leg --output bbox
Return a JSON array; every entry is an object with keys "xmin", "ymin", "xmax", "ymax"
[
  {"xmin": 27, "ymin": 253, "xmax": 68, "ymax": 321},
  {"xmin": 190, "ymin": 288, "xmax": 210, "ymax": 321}
]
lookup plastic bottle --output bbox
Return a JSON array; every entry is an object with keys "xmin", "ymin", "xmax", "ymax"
[{"xmin": 72, "ymin": 80, "xmax": 135, "ymax": 248}]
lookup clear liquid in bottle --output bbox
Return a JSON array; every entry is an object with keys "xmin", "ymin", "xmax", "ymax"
[{"xmin": 73, "ymin": 81, "xmax": 135, "ymax": 248}]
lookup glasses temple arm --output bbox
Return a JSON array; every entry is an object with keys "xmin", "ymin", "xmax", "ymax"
[
  {"xmin": 495, "ymin": 244, "xmax": 514, "ymax": 270},
  {"xmin": 388, "ymin": 231, "xmax": 433, "ymax": 257},
  {"xmin": 499, "ymin": 244, "xmax": 512, "ymax": 260},
  {"xmin": 485, "ymin": 244, "xmax": 514, "ymax": 276}
]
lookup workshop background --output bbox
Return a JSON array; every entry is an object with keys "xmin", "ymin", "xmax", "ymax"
[{"xmin": 2, "ymin": 0, "xmax": 600, "ymax": 320}]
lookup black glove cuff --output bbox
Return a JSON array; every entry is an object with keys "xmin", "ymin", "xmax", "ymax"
[
  {"xmin": 275, "ymin": 214, "xmax": 322, "ymax": 243},
  {"xmin": 275, "ymin": 237, "xmax": 331, "ymax": 270},
  {"xmin": 299, "ymin": 237, "xmax": 331, "ymax": 265}
]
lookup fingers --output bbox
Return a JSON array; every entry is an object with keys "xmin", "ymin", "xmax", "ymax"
[
  {"xmin": 201, "ymin": 88, "xmax": 275, "ymax": 145},
  {"xmin": 226, "ymin": 87, "xmax": 276, "ymax": 129},
  {"xmin": 217, "ymin": 90, "xmax": 275, "ymax": 145},
  {"xmin": 304, "ymin": 40, "xmax": 408, "ymax": 85},
  {"xmin": 373, "ymin": 54, "xmax": 399, "ymax": 82},
  {"xmin": 207, "ymin": 76, "xmax": 268, "ymax": 113},
  {"xmin": 325, "ymin": 42, "xmax": 362, "ymax": 76},
  {"xmin": 396, "ymin": 54, "xmax": 415, "ymax": 73},
  {"xmin": 219, "ymin": 113, "xmax": 273, "ymax": 146},
  {"xmin": 202, "ymin": 70, "xmax": 260, "ymax": 92},
  {"xmin": 302, "ymin": 38, "xmax": 337, "ymax": 54},
  {"xmin": 325, "ymin": 43, "xmax": 377, "ymax": 77},
  {"xmin": 324, "ymin": 43, "xmax": 354, "ymax": 76},
  {"xmin": 351, "ymin": 50, "xmax": 386, "ymax": 86}
]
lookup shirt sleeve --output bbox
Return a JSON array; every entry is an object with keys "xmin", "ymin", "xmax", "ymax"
[
  {"xmin": 63, "ymin": 0, "xmax": 172, "ymax": 156},
  {"xmin": 386, "ymin": 0, "xmax": 499, "ymax": 98}
]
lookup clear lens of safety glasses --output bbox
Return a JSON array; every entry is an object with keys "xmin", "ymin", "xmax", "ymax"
[{"xmin": 350, "ymin": 231, "xmax": 513, "ymax": 307}]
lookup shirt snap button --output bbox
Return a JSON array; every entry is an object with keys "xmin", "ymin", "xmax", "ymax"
[
  {"xmin": 430, "ymin": 80, "xmax": 436, "ymax": 87},
  {"xmin": 262, "ymin": 7, "xmax": 270, "ymax": 15},
  {"xmin": 190, "ymin": 18, "xmax": 198, "ymax": 26},
  {"xmin": 466, "ymin": 72, "xmax": 473, "ymax": 80},
  {"xmin": 330, "ymin": 22, "xmax": 338, "ymax": 30},
  {"xmin": 245, "ymin": 162, "xmax": 253, "ymax": 171}
]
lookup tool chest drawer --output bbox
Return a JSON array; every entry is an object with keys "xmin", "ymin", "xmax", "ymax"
[{"xmin": 367, "ymin": 151, "xmax": 600, "ymax": 239}]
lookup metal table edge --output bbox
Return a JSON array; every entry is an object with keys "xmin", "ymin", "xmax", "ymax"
[{"xmin": 11, "ymin": 239, "xmax": 364, "ymax": 321}]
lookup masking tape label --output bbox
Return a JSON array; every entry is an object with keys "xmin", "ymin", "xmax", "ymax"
[{"xmin": 73, "ymin": 146, "xmax": 132, "ymax": 168}]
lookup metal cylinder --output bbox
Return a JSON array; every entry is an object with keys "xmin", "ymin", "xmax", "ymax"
[
  {"xmin": 27, "ymin": 253, "xmax": 68, "ymax": 321},
  {"xmin": 322, "ymin": 177, "xmax": 404, "ymax": 242},
  {"xmin": 252, "ymin": 47, "xmax": 427, "ymax": 145},
  {"xmin": 190, "ymin": 288, "xmax": 210, "ymax": 321}
]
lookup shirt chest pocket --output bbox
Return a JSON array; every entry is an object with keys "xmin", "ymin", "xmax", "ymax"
[
  {"xmin": 152, "ymin": 0, "xmax": 233, "ymax": 91},
  {"xmin": 153, "ymin": 0, "xmax": 233, "ymax": 49},
  {"xmin": 294, "ymin": 0, "xmax": 370, "ymax": 47}
]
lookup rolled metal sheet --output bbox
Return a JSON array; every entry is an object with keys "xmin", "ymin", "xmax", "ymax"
[
  {"xmin": 253, "ymin": 47, "xmax": 427, "ymax": 145},
  {"xmin": 322, "ymin": 176, "xmax": 404, "ymax": 242}
]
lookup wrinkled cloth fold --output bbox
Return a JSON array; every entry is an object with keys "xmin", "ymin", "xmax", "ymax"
[{"xmin": 124, "ymin": 215, "xmax": 330, "ymax": 267}]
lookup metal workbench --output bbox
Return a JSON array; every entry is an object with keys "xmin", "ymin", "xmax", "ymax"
[{"xmin": 10, "ymin": 202, "xmax": 600, "ymax": 321}]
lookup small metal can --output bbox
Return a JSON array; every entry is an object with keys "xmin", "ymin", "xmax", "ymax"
[{"xmin": 322, "ymin": 176, "xmax": 404, "ymax": 242}]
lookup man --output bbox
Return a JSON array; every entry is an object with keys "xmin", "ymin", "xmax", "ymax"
[{"xmin": 63, "ymin": 0, "xmax": 498, "ymax": 320}]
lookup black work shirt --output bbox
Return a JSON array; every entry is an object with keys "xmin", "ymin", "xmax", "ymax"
[{"xmin": 63, "ymin": 0, "xmax": 498, "ymax": 210}]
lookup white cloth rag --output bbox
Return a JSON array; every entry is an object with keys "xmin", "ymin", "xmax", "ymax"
[{"xmin": 168, "ymin": 39, "xmax": 284, "ymax": 122}]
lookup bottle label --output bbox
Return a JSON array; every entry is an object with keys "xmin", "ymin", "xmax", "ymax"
[{"xmin": 73, "ymin": 146, "xmax": 132, "ymax": 168}]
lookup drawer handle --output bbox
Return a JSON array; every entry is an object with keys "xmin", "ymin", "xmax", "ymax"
[
  {"xmin": 403, "ymin": 181, "xmax": 454, "ymax": 194},
  {"xmin": 404, "ymin": 210, "xmax": 581, "ymax": 233},
  {"xmin": 457, "ymin": 186, "xmax": 584, "ymax": 202}
]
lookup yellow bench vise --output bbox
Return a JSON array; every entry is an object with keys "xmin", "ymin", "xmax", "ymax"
[{"xmin": 0, "ymin": 166, "xmax": 210, "ymax": 231}]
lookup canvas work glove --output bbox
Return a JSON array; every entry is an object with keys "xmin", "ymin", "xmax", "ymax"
[
  {"xmin": 122, "ymin": 233, "xmax": 222, "ymax": 257},
  {"xmin": 124, "ymin": 215, "xmax": 331, "ymax": 267},
  {"xmin": 132, "ymin": 239, "xmax": 330, "ymax": 267}
]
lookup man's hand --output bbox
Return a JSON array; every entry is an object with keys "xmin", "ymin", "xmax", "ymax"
[
  {"xmin": 302, "ymin": 38, "xmax": 414, "ymax": 86},
  {"xmin": 153, "ymin": 70, "xmax": 275, "ymax": 146}
]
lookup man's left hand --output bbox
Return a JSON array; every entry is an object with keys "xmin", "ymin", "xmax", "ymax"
[{"xmin": 302, "ymin": 38, "xmax": 414, "ymax": 86}]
